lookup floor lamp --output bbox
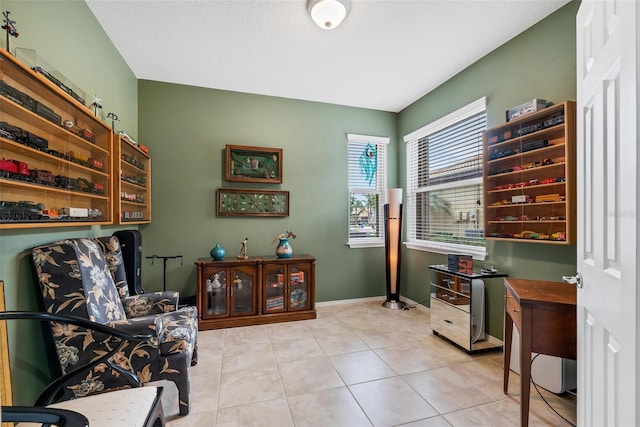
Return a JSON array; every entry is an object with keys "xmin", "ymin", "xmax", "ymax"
[{"xmin": 383, "ymin": 188, "xmax": 405, "ymax": 309}]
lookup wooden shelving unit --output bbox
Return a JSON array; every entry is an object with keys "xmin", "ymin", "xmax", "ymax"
[
  {"xmin": 483, "ymin": 101, "xmax": 576, "ymax": 244},
  {"xmin": 0, "ymin": 49, "xmax": 112, "ymax": 228},
  {"xmin": 113, "ymin": 134, "xmax": 151, "ymax": 223}
]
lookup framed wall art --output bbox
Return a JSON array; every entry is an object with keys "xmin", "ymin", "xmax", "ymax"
[
  {"xmin": 217, "ymin": 188, "xmax": 289, "ymax": 217},
  {"xmin": 225, "ymin": 144, "xmax": 283, "ymax": 184}
]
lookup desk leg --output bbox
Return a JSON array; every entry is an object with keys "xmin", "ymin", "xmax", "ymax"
[
  {"xmin": 503, "ymin": 313, "xmax": 513, "ymax": 394},
  {"xmin": 520, "ymin": 308, "xmax": 532, "ymax": 427}
]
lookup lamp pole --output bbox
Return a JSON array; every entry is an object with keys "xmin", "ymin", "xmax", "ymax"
[{"xmin": 383, "ymin": 188, "xmax": 405, "ymax": 309}]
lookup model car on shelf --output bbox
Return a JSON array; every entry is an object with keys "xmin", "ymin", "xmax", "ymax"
[
  {"xmin": 535, "ymin": 193, "xmax": 565, "ymax": 203},
  {"xmin": 513, "ymin": 230, "xmax": 551, "ymax": 240},
  {"xmin": 521, "ymin": 139, "xmax": 549, "ymax": 152},
  {"xmin": 489, "ymin": 232, "xmax": 515, "ymax": 238}
]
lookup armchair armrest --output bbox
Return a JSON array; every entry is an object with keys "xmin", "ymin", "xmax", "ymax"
[
  {"xmin": 121, "ymin": 291, "xmax": 179, "ymax": 317},
  {"xmin": 108, "ymin": 315, "xmax": 164, "ymax": 345},
  {"xmin": 2, "ymin": 406, "xmax": 89, "ymax": 427}
]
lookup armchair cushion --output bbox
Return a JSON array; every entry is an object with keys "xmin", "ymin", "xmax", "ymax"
[
  {"xmin": 122, "ymin": 291, "xmax": 179, "ymax": 318},
  {"xmin": 93, "ymin": 235, "xmax": 133, "ymax": 298}
]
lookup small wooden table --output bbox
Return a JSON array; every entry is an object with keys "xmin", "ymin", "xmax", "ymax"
[{"xmin": 503, "ymin": 278, "xmax": 576, "ymax": 427}]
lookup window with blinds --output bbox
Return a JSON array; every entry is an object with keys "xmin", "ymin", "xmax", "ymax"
[
  {"xmin": 347, "ymin": 133, "xmax": 389, "ymax": 247},
  {"xmin": 404, "ymin": 98, "xmax": 487, "ymax": 257}
]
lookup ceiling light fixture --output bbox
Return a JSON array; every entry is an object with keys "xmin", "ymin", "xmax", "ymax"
[{"xmin": 307, "ymin": 0, "xmax": 351, "ymax": 30}]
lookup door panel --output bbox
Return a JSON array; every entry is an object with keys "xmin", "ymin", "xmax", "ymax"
[
  {"xmin": 263, "ymin": 264, "xmax": 286, "ymax": 313},
  {"xmin": 576, "ymin": 1, "xmax": 637, "ymax": 425},
  {"xmin": 230, "ymin": 265, "xmax": 257, "ymax": 316},
  {"xmin": 202, "ymin": 266, "xmax": 228, "ymax": 318}
]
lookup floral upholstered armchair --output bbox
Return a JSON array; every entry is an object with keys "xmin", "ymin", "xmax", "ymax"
[{"xmin": 31, "ymin": 238, "xmax": 198, "ymax": 415}]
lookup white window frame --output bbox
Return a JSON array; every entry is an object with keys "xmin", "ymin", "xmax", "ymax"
[
  {"xmin": 347, "ymin": 133, "xmax": 390, "ymax": 248},
  {"xmin": 404, "ymin": 97, "xmax": 487, "ymax": 260}
]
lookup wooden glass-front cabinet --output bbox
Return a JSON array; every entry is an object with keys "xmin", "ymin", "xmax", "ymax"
[
  {"xmin": 199, "ymin": 261, "xmax": 257, "ymax": 319},
  {"xmin": 263, "ymin": 260, "xmax": 313, "ymax": 313},
  {"xmin": 195, "ymin": 255, "xmax": 316, "ymax": 330}
]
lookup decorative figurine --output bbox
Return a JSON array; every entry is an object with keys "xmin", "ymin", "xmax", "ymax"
[
  {"xmin": 2, "ymin": 11, "xmax": 18, "ymax": 55},
  {"xmin": 206, "ymin": 273, "xmax": 223, "ymax": 293},
  {"xmin": 106, "ymin": 112, "xmax": 119, "ymax": 131},
  {"xmin": 237, "ymin": 237, "xmax": 248, "ymax": 260},
  {"xmin": 90, "ymin": 94, "xmax": 102, "ymax": 116}
]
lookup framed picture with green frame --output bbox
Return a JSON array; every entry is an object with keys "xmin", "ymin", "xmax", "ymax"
[
  {"xmin": 217, "ymin": 188, "xmax": 289, "ymax": 217},
  {"xmin": 225, "ymin": 144, "xmax": 283, "ymax": 184}
]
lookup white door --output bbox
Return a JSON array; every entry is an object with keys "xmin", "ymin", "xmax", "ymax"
[{"xmin": 576, "ymin": 1, "xmax": 638, "ymax": 426}]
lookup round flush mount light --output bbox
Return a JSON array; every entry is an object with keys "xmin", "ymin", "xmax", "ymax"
[{"xmin": 307, "ymin": 0, "xmax": 351, "ymax": 30}]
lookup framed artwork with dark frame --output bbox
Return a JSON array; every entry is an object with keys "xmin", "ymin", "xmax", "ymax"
[
  {"xmin": 225, "ymin": 145, "xmax": 283, "ymax": 183},
  {"xmin": 217, "ymin": 188, "xmax": 289, "ymax": 217}
]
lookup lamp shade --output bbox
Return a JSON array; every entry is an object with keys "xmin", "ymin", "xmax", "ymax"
[
  {"xmin": 387, "ymin": 188, "xmax": 403, "ymax": 218},
  {"xmin": 307, "ymin": 0, "xmax": 351, "ymax": 30}
]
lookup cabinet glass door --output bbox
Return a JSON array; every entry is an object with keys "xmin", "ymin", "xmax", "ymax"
[
  {"xmin": 230, "ymin": 266, "xmax": 256, "ymax": 316},
  {"xmin": 203, "ymin": 267, "xmax": 228, "ymax": 317},
  {"xmin": 289, "ymin": 263, "xmax": 310, "ymax": 310},
  {"xmin": 264, "ymin": 265, "xmax": 285, "ymax": 313}
]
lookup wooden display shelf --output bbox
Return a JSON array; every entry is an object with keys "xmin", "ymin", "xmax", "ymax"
[
  {"xmin": 0, "ymin": 48, "xmax": 112, "ymax": 228},
  {"xmin": 483, "ymin": 101, "xmax": 576, "ymax": 244},
  {"xmin": 112, "ymin": 134, "xmax": 151, "ymax": 224}
]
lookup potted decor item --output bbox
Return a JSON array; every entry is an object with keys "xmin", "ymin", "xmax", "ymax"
[
  {"xmin": 272, "ymin": 231, "xmax": 296, "ymax": 258},
  {"xmin": 210, "ymin": 243, "xmax": 226, "ymax": 261}
]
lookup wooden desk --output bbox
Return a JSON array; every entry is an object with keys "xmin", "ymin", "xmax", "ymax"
[{"xmin": 503, "ymin": 278, "xmax": 576, "ymax": 427}]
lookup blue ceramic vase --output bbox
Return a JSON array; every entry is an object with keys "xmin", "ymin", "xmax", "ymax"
[
  {"xmin": 210, "ymin": 244, "xmax": 226, "ymax": 260},
  {"xmin": 275, "ymin": 238, "xmax": 293, "ymax": 258}
]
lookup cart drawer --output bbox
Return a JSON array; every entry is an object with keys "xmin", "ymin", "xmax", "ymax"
[{"xmin": 431, "ymin": 297, "xmax": 471, "ymax": 351}]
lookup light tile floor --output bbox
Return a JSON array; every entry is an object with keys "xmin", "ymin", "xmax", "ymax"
[{"xmin": 166, "ymin": 300, "xmax": 576, "ymax": 426}]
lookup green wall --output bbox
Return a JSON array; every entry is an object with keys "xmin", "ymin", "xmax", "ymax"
[
  {"xmin": 137, "ymin": 81, "xmax": 398, "ymax": 301},
  {"xmin": 397, "ymin": 0, "xmax": 580, "ymax": 337},
  {"xmin": 0, "ymin": 0, "xmax": 138, "ymax": 405}
]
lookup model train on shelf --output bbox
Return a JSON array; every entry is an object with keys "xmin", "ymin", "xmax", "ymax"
[
  {"xmin": 0, "ymin": 200, "xmax": 102, "ymax": 222},
  {"xmin": 0, "ymin": 158, "xmax": 105, "ymax": 195},
  {"xmin": 0, "ymin": 78, "xmax": 95, "ymax": 143},
  {"xmin": 121, "ymin": 153, "xmax": 145, "ymax": 170},
  {"xmin": 0, "ymin": 121, "xmax": 104, "ymax": 171}
]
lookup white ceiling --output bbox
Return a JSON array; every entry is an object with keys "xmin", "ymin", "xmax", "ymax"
[{"xmin": 86, "ymin": 0, "xmax": 570, "ymax": 113}]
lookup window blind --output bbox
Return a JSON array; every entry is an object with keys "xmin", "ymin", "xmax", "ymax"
[
  {"xmin": 347, "ymin": 134, "xmax": 388, "ymax": 244},
  {"xmin": 406, "ymin": 99, "xmax": 486, "ymax": 252}
]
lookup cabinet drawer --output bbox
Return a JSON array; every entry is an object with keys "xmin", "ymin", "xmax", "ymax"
[
  {"xmin": 431, "ymin": 297, "xmax": 471, "ymax": 350},
  {"xmin": 505, "ymin": 292, "xmax": 521, "ymax": 330}
]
